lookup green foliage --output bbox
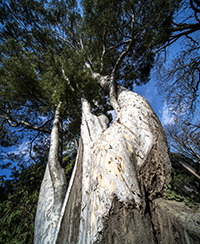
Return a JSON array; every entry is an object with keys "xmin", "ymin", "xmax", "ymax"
[
  {"xmin": 0, "ymin": 161, "xmax": 46, "ymax": 243},
  {"xmin": 82, "ymin": 0, "xmax": 182, "ymax": 87},
  {"xmin": 0, "ymin": 0, "xmax": 182, "ymax": 149},
  {"xmin": 164, "ymin": 152, "xmax": 200, "ymax": 208}
]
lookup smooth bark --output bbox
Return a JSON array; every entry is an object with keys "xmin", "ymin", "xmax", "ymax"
[{"xmin": 34, "ymin": 102, "xmax": 66, "ymax": 244}]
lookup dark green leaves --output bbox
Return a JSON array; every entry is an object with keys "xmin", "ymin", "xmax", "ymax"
[
  {"xmin": 81, "ymin": 0, "xmax": 181, "ymax": 87},
  {"xmin": 0, "ymin": 161, "xmax": 46, "ymax": 243}
]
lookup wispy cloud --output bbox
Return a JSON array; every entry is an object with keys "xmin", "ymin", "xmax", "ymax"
[
  {"xmin": 144, "ymin": 89, "xmax": 153, "ymax": 103},
  {"xmin": 160, "ymin": 102, "xmax": 175, "ymax": 126}
]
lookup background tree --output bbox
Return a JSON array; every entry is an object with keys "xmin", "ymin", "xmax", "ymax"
[
  {"xmin": 157, "ymin": 0, "xmax": 200, "ymax": 119},
  {"xmin": 155, "ymin": 0, "xmax": 200, "ymax": 185},
  {"xmin": 165, "ymin": 120, "xmax": 200, "ymax": 162},
  {"xmin": 0, "ymin": 159, "xmax": 46, "ymax": 243}
]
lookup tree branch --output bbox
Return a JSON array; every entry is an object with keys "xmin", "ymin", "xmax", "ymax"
[
  {"xmin": 189, "ymin": 144, "xmax": 200, "ymax": 159},
  {"xmin": 0, "ymin": 114, "xmax": 52, "ymax": 133},
  {"xmin": 190, "ymin": 0, "xmax": 200, "ymax": 13},
  {"xmin": 53, "ymin": 32, "xmax": 76, "ymax": 49},
  {"xmin": 111, "ymin": 14, "xmax": 136, "ymax": 79},
  {"xmin": 29, "ymin": 131, "xmax": 40, "ymax": 162},
  {"xmin": 61, "ymin": 69, "xmax": 75, "ymax": 92},
  {"xmin": 179, "ymin": 160, "xmax": 200, "ymax": 181},
  {"xmin": 108, "ymin": 14, "xmax": 138, "ymax": 115},
  {"xmin": 176, "ymin": 122, "xmax": 200, "ymax": 148}
]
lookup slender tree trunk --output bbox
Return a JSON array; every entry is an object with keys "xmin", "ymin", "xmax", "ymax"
[{"xmin": 34, "ymin": 102, "xmax": 67, "ymax": 244}]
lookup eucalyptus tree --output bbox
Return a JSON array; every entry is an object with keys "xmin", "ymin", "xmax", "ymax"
[{"xmin": 0, "ymin": 0, "xmax": 188, "ymax": 243}]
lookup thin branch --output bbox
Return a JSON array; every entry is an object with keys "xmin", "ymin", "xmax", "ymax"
[
  {"xmin": 177, "ymin": 122, "xmax": 200, "ymax": 148},
  {"xmin": 100, "ymin": 43, "xmax": 106, "ymax": 72},
  {"xmin": 53, "ymin": 32, "xmax": 76, "ymax": 49},
  {"xmin": 185, "ymin": 34, "xmax": 199, "ymax": 45},
  {"xmin": 179, "ymin": 160, "xmax": 200, "ymax": 181},
  {"xmin": 172, "ymin": 22, "xmax": 200, "ymax": 32},
  {"xmin": 157, "ymin": 22, "xmax": 200, "ymax": 53},
  {"xmin": 155, "ymin": 37, "xmax": 179, "ymax": 53},
  {"xmin": 194, "ymin": 10, "xmax": 200, "ymax": 22},
  {"xmin": 63, "ymin": 26, "xmax": 81, "ymax": 46},
  {"xmin": 0, "ymin": 114, "xmax": 51, "ymax": 133},
  {"xmin": 111, "ymin": 14, "xmax": 137, "ymax": 79},
  {"xmin": 29, "ymin": 131, "xmax": 40, "ymax": 162},
  {"xmin": 169, "ymin": 21, "xmax": 200, "ymax": 45},
  {"xmin": 107, "ymin": 39, "xmax": 132, "ymax": 51},
  {"xmin": 190, "ymin": 0, "xmax": 200, "ymax": 13},
  {"xmin": 189, "ymin": 144, "xmax": 200, "ymax": 159},
  {"xmin": 61, "ymin": 69, "xmax": 75, "ymax": 92}
]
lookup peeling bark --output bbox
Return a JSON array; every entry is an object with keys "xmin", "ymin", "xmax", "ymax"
[
  {"xmin": 76, "ymin": 86, "xmax": 171, "ymax": 243},
  {"xmin": 34, "ymin": 87, "xmax": 200, "ymax": 243},
  {"xmin": 151, "ymin": 198, "xmax": 200, "ymax": 244}
]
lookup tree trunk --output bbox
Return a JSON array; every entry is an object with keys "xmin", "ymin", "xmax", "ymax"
[
  {"xmin": 34, "ymin": 87, "xmax": 200, "ymax": 243},
  {"xmin": 73, "ymin": 86, "xmax": 171, "ymax": 243},
  {"xmin": 34, "ymin": 102, "xmax": 67, "ymax": 244}
]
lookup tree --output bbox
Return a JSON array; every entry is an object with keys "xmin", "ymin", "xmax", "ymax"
[
  {"xmin": 164, "ymin": 152, "xmax": 200, "ymax": 206},
  {"xmin": 156, "ymin": 0, "xmax": 200, "ymax": 118},
  {"xmin": 165, "ymin": 120, "xmax": 200, "ymax": 162},
  {"xmin": 155, "ymin": 0, "xmax": 200, "ymax": 180},
  {"xmin": 2, "ymin": 0, "xmax": 199, "ymax": 244}
]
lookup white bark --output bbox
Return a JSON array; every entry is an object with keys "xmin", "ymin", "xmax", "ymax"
[
  {"xmin": 34, "ymin": 102, "xmax": 67, "ymax": 244},
  {"xmin": 34, "ymin": 87, "xmax": 172, "ymax": 244},
  {"xmin": 77, "ymin": 86, "xmax": 171, "ymax": 243}
]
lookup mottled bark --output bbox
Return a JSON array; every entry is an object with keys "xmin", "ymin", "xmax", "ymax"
[
  {"xmin": 34, "ymin": 87, "xmax": 200, "ymax": 244},
  {"xmin": 76, "ymin": 86, "xmax": 171, "ymax": 243}
]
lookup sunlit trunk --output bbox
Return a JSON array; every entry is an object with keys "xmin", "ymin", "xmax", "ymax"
[
  {"xmin": 34, "ymin": 87, "xmax": 200, "ymax": 244},
  {"xmin": 34, "ymin": 102, "xmax": 67, "ymax": 244},
  {"xmin": 56, "ymin": 86, "xmax": 171, "ymax": 243}
]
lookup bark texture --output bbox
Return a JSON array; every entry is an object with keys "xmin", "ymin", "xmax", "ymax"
[
  {"xmin": 152, "ymin": 198, "xmax": 200, "ymax": 244},
  {"xmin": 77, "ymin": 86, "xmax": 171, "ymax": 243},
  {"xmin": 34, "ymin": 87, "xmax": 200, "ymax": 243}
]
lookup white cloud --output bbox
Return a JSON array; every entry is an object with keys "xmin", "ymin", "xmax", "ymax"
[{"xmin": 161, "ymin": 102, "xmax": 175, "ymax": 126}]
